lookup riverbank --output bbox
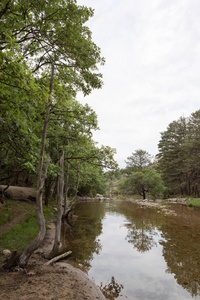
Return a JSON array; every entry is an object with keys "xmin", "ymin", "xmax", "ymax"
[
  {"xmin": 0, "ymin": 223, "xmax": 105, "ymax": 300},
  {"xmin": 124, "ymin": 198, "xmax": 179, "ymax": 216},
  {"xmin": 0, "ymin": 227, "xmax": 105, "ymax": 300},
  {"xmin": 0, "ymin": 186, "xmax": 106, "ymax": 300}
]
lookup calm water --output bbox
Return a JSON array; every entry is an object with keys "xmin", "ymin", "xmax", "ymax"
[{"xmin": 61, "ymin": 200, "xmax": 200, "ymax": 300}]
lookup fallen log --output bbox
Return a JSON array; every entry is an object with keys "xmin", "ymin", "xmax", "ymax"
[{"xmin": 44, "ymin": 251, "xmax": 72, "ymax": 266}]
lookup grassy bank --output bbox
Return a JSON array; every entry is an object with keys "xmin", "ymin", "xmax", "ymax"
[
  {"xmin": 187, "ymin": 199, "xmax": 200, "ymax": 207},
  {"xmin": 0, "ymin": 200, "xmax": 16, "ymax": 226},
  {"xmin": 0, "ymin": 200, "xmax": 56, "ymax": 261}
]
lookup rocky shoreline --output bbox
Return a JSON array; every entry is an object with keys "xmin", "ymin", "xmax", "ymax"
[
  {"xmin": 76, "ymin": 195, "xmax": 113, "ymax": 203},
  {"xmin": 164, "ymin": 198, "xmax": 192, "ymax": 204}
]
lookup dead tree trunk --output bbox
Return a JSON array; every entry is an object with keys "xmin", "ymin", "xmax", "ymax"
[
  {"xmin": 18, "ymin": 63, "xmax": 54, "ymax": 268},
  {"xmin": 48, "ymin": 150, "xmax": 64, "ymax": 259}
]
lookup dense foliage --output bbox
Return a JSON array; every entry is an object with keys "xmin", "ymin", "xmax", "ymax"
[
  {"xmin": 0, "ymin": 0, "xmax": 117, "ymax": 198},
  {"xmin": 157, "ymin": 110, "xmax": 200, "ymax": 197}
]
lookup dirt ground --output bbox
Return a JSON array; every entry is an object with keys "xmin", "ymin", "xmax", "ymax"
[
  {"xmin": 0, "ymin": 258, "xmax": 105, "ymax": 300},
  {"xmin": 0, "ymin": 186, "xmax": 106, "ymax": 300},
  {"xmin": 0, "ymin": 227, "xmax": 106, "ymax": 300}
]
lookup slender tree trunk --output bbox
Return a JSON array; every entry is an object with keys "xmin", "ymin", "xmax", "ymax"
[
  {"xmin": 44, "ymin": 179, "xmax": 50, "ymax": 207},
  {"xmin": 19, "ymin": 156, "xmax": 50, "ymax": 267},
  {"xmin": 195, "ymin": 183, "xmax": 199, "ymax": 198},
  {"xmin": 44, "ymin": 177, "xmax": 54, "ymax": 207},
  {"xmin": 63, "ymin": 162, "xmax": 80, "ymax": 219},
  {"xmin": 63, "ymin": 124, "xmax": 71, "ymax": 215},
  {"xmin": 142, "ymin": 189, "xmax": 146, "ymax": 200},
  {"xmin": 188, "ymin": 175, "xmax": 191, "ymax": 196},
  {"xmin": 64, "ymin": 160, "xmax": 70, "ymax": 215},
  {"xmin": 48, "ymin": 150, "xmax": 64, "ymax": 259},
  {"xmin": 19, "ymin": 63, "xmax": 54, "ymax": 268}
]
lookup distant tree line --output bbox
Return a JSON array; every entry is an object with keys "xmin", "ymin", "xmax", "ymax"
[{"xmin": 115, "ymin": 109, "xmax": 200, "ymax": 199}]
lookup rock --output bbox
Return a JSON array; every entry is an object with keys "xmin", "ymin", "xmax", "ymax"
[
  {"xmin": 2, "ymin": 249, "xmax": 11, "ymax": 257},
  {"xmin": 96, "ymin": 193, "xmax": 103, "ymax": 198},
  {"xmin": 47, "ymin": 224, "xmax": 56, "ymax": 229},
  {"xmin": 76, "ymin": 196, "xmax": 112, "ymax": 203}
]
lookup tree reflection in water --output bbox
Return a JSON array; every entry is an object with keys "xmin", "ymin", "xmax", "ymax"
[
  {"xmin": 115, "ymin": 201, "xmax": 200, "ymax": 297},
  {"xmin": 62, "ymin": 201, "xmax": 200, "ymax": 299},
  {"xmin": 160, "ymin": 206, "xmax": 200, "ymax": 298},
  {"xmin": 125, "ymin": 222, "xmax": 157, "ymax": 252},
  {"xmin": 100, "ymin": 276, "xmax": 124, "ymax": 300},
  {"xmin": 117, "ymin": 201, "xmax": 161, "ymax": 253},
  {"xmin": 61, "ymin": 202, "xmax": 105, "ymax": 272}
]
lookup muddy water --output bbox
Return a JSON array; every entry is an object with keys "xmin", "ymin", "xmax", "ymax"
[{"xmin": 61, "ymin": 201, "xmax": 200, "ymax": 300}]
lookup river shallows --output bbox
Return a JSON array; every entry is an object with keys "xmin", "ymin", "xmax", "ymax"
[{"xmin": 62, "ymin": 201, "xmax": 200, "ymax": 300}]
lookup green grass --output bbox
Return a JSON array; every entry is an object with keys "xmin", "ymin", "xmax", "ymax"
[
  {"xmin": 0, "ymin": 210, "xmax": 39, "ymax": 252},
  {"xmin": 0, "ymin": 200, "xmax": 34, "ymax": 226},
  {"xmin": 0, "ymin": 200, "xmax": 19, "ymax": 226},
  {"xmin": 187, "ymin": 199, "xmax": 200, "ymax": 207},
  {"xmin": 0, "ymin": 203, "xmax": 56, "ymax": 254}
]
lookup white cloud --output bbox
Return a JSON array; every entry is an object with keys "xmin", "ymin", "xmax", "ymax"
[{"xmin": 77, "ymin": 0, "xmax": 200, "ymax": 168}]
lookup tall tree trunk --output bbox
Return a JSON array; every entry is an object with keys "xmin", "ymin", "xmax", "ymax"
[
  {"xmin": 63, "ymin": 124, "xmax": 71, "ymax": 215},
  {"xmin": 195, "ymin": 182, "xmax": 199, "ymax": 198},
  {"xmin": 44, "ymin": 176, "xmax": 54, "ymax": 207},
  {"xmin": 19, "ymin": 63, "xmax": 54, "ymax": 268},
  {"xmin": 19, "ymin": 156, "xmax": 50, "ymax": 267},
  {"xmin": 64, "ymin": 160, "xmax": 70, "ymax": 215},
  {"xmin": 48, "ymin": 150, "xmax": 64, "ymax": 259},
  {"xmin": 142, "ymin": 189, "xmax": 146, "ymax": 200},
  {"xmin": 63, "ymin": 161, "xmax": 80, "ymax": 219}
]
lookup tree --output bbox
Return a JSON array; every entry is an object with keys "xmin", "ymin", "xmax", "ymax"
[
  {"xmin": 1, "ymin": 0, "xmax": 106, "ymax": 267},
  {"xmin": 157, "ymin": 111, "xmax": 200, "ymax": 197},
  {"xmin": 119, "ymin": 169, "xmax": 165, "ymax": 200},
  {"xmin": 0, "ymin": 0, "xmax": 119, "ymax": 268},
  {"xmin": 125, "ymin": 149, "xmax": 152, "ymax": 172},
  {"xmin": 44, "ymin": 95, "xmax": 117, "ymax": 201},
  {"xmin": 157, "ymin": 117, "xmax": 190, "ymax": 196},
  {"xmin": 186, "ymin": 110, "xmax": 200, "ymax": 197},
  {"xmin": 19, "ymin": 63, "xmax": 54, "ymax": 267}
]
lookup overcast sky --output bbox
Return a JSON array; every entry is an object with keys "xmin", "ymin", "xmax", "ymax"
[{"xmin": 77, "ymin": 0, "xmax": 200, "ymax": 168}]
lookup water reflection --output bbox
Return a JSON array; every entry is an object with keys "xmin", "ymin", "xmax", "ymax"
[
  {"xmin": 61, "ymin": 202, "xmax": 106, "ymax": 272},
  {"xmin": 125, "ymin": 222, "xmax": 157, "ymax": 252},
  {"xmin": 160, "ymin": 205, "xmax": 200, "ymax": 297},
  {"xmin": 61, "ymin": 201, "xmax": 200, "ymax": 299},
  {"xmin": 100, "ymin": 277, "xmax": 124, "ymax": 300},
  {"xmin": 118, "ymin": 202, "xmax": 161, "ymax": 253}
]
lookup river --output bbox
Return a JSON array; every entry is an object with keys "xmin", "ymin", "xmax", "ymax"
[{"xmin": 61, "ymin": 200, "xmax": 200, "ymax": 300}]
